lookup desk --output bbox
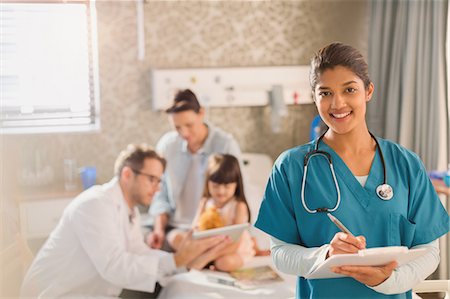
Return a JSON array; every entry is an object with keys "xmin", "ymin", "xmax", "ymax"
[{"xmin": 158, "ymin": 256, "xmax": 296, "ymax": 299}]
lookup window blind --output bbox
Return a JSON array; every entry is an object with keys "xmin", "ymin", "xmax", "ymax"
[{"xmin": 0, "ymin": 2, "xmax": 100, "ymax": 134}]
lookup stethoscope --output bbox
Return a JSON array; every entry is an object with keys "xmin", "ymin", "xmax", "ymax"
[{"xmin": 301, "ymin": 131, "xmax": 394, "ymax": 214}]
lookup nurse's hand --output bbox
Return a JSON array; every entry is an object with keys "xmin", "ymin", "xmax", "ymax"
[
  {"xmin": 331, "ymin": 261, "xmax": 398, "ymax": 286},
  {"xmin": 327, "ymin": 232, "xmax": 366, "ymax": 258}
]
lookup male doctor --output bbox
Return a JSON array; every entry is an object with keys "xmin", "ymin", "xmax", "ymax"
[{"xmin": 21, "ymin": 144, "xmax": 230, "ymax": 298}]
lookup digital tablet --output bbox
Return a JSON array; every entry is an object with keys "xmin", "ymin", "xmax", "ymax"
[{"xmin": 192, "ymin": 223, "xmax": 249, "ymax": 242}]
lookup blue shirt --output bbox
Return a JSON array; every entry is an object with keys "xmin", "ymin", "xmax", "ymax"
[
  {"xmin": 149, "ymin": 123, "xmax": 241, "ymax": 227},
  {"xmin": 255, "ymin": 137, "xmax": 449, "ymax": 299}
]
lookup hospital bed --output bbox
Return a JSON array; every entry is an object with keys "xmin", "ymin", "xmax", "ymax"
[
  {"xmin": 157, "ymin": 255, "xmax": 296, "ymax": 299},
  {"xmin": 157, "ymin": 153, "xmax": 297, "ymax": 298}
]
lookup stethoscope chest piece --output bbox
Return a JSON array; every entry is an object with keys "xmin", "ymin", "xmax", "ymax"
[{"xmin": 376, "ymin": 184, "xmax": 394, "ymax": 200}]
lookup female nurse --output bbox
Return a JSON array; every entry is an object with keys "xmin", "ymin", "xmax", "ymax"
[{"xmin": 255, "ymin": 42, "xmax": 450, "ymax": 299}]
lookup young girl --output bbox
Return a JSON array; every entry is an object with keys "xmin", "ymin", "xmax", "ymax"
[
  {"xmin": 168, "ymin": 153, "xmax": 255, "ymax": 271},
  {"xmin": 255, "ymin": 43, "xmax": 449, "ymax": 298}
]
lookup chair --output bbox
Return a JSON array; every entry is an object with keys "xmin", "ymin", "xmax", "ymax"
[
  {"xmin": 413, "ymin": 280, "xmax": 450, "ymax": 299},
  {"xmin": 0, "ymin": 234, "xmax": 34, "ymax": 297}
]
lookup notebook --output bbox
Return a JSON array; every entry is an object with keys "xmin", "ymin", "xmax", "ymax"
[{"xmin": 305, "ymin": 246, "xmax": 429, "ymax": 279}]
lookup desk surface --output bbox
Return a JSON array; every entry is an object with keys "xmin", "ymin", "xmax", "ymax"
[{"xmin": 158, "ymin": 256, "xmax": 296, "ymax": 299}]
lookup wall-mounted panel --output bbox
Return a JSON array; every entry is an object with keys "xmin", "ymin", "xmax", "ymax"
[{"xmin": 151, "ymin": 66, "xmax": 312, "ymax": 110}]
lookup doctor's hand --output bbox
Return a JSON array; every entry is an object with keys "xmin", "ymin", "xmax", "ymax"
[
  {"xmin": 331, "ymin": 261, "xmax": 398, "ymax": 286},
  {"xmin": 146, "ymin": 229, "xmax": 165, "ymax": 249},
  {"xmin": 173, "ymin": 230, "xmax": 231, "ymax": 270},
  {"xmin": 327, "ymin": 232, "xmax": 366, "ymax": 258},
  {"xmin": 187, "ymin": 238, "xmax": 233, "ymax": 270}
]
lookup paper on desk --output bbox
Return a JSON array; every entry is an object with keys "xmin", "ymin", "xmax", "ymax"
[
  {"xmin": 305, "ymin": 246, "xmax": 429, "ymax": 279},
  {"xmin": 230, "ymin": 265, "xmax": 284, "ymax": 290}
]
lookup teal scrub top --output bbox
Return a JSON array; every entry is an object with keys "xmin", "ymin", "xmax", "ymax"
[{"xmin": 255, "ymin": 137, "xmax": 450, "ymax": 299}]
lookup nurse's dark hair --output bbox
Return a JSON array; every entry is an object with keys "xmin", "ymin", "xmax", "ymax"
[
  {"xmin": 203, "ymin": 154, "xmax": 251, "ymax": 222},
  {"xmin": 310, "ymin": 42, "xmax": 371, "ymax": 92},
  {"xmin": 165, "ymin": 89, "xmax": 201, "ymax": 114},
  {"xmin": 114, "ymin": 143, "xmax": 166, "ymax": 178}
]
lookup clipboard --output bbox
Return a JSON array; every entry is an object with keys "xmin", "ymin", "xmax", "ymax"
[{"xmin": 305, "ymin": 246, "xmax": 429, "ymax": 279}]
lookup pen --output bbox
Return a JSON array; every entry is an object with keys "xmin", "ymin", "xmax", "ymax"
[
  {"xmin": 207, "ymin": 275, "xmax": 236, "ymax": 287},
  {"xmin": 327, "ymin": 213, "xmax": 354, "ymax": 237}
]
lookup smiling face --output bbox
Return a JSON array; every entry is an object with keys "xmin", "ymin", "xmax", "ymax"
[
  {"xmin": 314, "ymin": 65, "xmax": 374, "ymax": 136},
  {"xmin": 169, "ymin": 109, "xmax": 207, "ymax": 150},
  {"xmin": 207, "ymin": 181, "xmax": 237, "ymax": 207}
]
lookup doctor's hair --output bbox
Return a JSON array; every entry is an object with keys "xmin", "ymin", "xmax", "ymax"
[
  {"xmin": 165, "ymin": 89, "xmax": 201, "ymax": 114},
  {"xmin": 309, "ymin": 42, "xmax": 371, "ymax": 92},
  {"xmin": 203, "ymin": 153, "xmax": 251, "ymax": 222},
  {"xmin": 114, "ymin": 143, "xmax": 166, "ymax": 178}
]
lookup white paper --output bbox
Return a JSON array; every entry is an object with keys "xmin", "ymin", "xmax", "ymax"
[{"xmin": 305, "ymin": 246, "xmax": 429, "ymax": 279}]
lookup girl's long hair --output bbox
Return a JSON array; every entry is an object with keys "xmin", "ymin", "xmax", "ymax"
[{"xmin": 203, "ymin": 153, "xmax": 251, "ymax": 222}]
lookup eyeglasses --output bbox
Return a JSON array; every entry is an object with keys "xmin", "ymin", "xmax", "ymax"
[{"xmin": 131, "ymin": 168, "xmax": 161, "ymax": 186}]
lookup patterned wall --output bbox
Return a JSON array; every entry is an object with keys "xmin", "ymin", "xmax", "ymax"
[{"xmin": 1, "ymin": 0, "xmax": 368, "ymax": 236}]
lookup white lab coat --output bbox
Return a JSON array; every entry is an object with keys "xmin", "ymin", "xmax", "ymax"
[{"xmin": 21, "ymin": 178, "xmax": 176, "ymax": 298}]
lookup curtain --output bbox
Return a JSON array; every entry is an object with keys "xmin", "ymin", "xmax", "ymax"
[{"xmin": 367, "ymin": 0, "xmax": 448, "ymax": 170}]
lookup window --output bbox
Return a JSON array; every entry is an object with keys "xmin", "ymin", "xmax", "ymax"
[{"xmin": 0, "ymin": 1, "xmax": 100, "ymax": 134}]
